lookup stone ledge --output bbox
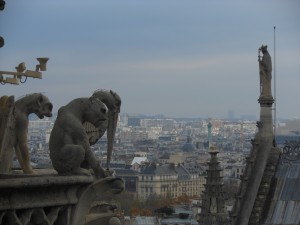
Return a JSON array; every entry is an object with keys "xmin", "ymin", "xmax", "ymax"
[
  {"xmin": 0, "ymin": 169, "xmax": 94, "ymax": 188},
  {"xmin": 0, "ymin": 169, "xmax": 124, "ymax": 225},
  {"xmin": 0, "ymin": 169, "xmax": 94, "ymax": 211}
]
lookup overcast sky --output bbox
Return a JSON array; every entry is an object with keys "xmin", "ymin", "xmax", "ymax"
[{"xmin": 1, "ymin": 0, "xmax": 299, "ymax": 119}]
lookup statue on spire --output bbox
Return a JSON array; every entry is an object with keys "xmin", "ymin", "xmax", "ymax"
[{"xmin": 258, "ymin": 45, "xmax": 272, "ymax": 97}]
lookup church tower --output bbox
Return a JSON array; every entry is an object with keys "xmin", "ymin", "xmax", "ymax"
[{"xmin": 199, "ymin": 146, "xmax": 228, "ymax": 225}]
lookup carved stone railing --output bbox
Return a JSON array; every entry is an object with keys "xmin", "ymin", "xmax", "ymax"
[{"xmin": 0, "ymin": 170, "xmax": 124, "ymax": 225}]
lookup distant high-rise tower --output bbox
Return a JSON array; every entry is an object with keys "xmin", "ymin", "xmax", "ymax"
[{"xmin": 199, "ymin": 146, "xmax": 228, "ymax": 225}]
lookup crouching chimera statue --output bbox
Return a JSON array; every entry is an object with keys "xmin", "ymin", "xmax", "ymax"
[{"xmin": 49, "ymin": 97, "xmax": 109, "ymax": 178}]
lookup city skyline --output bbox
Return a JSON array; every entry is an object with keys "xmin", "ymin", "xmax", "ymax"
[{"xmin": 1, "ymin": 1, "xmax": 300, "ymax": 119}]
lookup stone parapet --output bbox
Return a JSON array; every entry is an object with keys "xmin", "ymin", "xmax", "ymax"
[
  {"xmin": 0, "ymin": 169, "xmax": 124, "ymax": 225},
  {"xmin": 0, "ymin": 171, "xmax": 93, "ymax": 211}
]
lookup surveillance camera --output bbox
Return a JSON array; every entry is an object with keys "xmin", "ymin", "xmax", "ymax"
[{"xmin": 36, "ymin": 57, "xmax": 49, "ymax": 71}]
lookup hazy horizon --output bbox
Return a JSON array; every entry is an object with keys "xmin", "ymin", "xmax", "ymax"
[{"xmin": 1, "ymin": 1, "xmax": 299, "ymax": 119}]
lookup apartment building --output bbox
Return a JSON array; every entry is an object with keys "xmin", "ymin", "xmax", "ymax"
[{"xmin": 137, "ymin": 162, "xmax": 206, "ymax": 201}]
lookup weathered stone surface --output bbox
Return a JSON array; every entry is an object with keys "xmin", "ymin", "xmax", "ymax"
[
  {"xmin": 0, "ymin": 95, "xmax": 15, "ymax": 174},
  {"xmin": 49, "ymin": 97, "xmax": 108, "ymax": 178},
  {"xmin": 258, "ymin": 45, "xmax": 272, "ymax": 97},
  {"xmin": 0, "ymin": 169, "xmax": 124, "ymax": 225},
  {"xmin": 0, "ymin": 93, "xmax": 53, "ymax": 174},
  {"xmin": 84, "ymin": 89, "xmax": 121, "ymax": 171},
  {"xmin": 0, "ymin": 170, "xmax": 93, "ymax": 211}
]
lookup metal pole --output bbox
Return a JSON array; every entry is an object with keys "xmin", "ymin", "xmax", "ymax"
[{"xmin": 273, "ymin": 26, "xmax": 277, "ymax": 139}]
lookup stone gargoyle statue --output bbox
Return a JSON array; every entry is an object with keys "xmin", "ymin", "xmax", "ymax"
[
  {"xmin": 0, "ymin": 93, "xmax": 53, "ymax": 174},
  {"xmin": 83, "ymin": 89, "xmax": 121, "ymax": 170},
  {"xmin": 49, "ymin": 96, "xmax": 109, "ymax": 178}
]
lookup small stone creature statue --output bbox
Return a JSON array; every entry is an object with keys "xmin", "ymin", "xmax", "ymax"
[
  {"xmin": 9, "ymin": 93, "xmax": 52, "ymax": 174},
  {"xmin": 258, "ymin": 45, "xmax": 272, "ymax": 97},
  {"xmin": 49, "ymin": 97, "xmax": 108, "ymax": 178}
]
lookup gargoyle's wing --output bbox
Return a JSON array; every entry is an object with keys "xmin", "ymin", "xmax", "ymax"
[{"xmin": 83, "ymin": 121, "xmax": 107, "ymax": 145}]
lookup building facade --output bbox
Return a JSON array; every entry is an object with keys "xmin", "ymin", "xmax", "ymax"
[{"xmin": 136, "ymin": 162, "xmax": 206, "ymax": 201}]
